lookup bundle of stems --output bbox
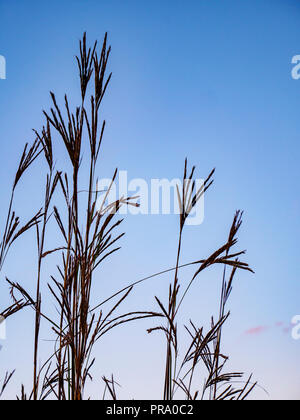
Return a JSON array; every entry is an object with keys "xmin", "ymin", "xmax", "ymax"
[
  {"xmin": 0, "ymin": 33, "xmax": 257, "ymax": 401},
  {"xmin": 0, "ymin": 140, "xmax": 42, "ymax": 393},
  {"xmin": 4, "ymin": 33, "xmax": 162, "ymax": 400},
  {"xmin": 148, "ymin": 161, "xmax": 256, "ymax": 400}
]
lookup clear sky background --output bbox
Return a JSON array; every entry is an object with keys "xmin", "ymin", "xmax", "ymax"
[{"xmin": 0, "ymin": 0, "xmax": 300, "ymax": 400}]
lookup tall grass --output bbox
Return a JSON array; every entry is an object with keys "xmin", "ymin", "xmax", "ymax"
[{"xmin": 0, "ymin": 33, "xmax": 256, "ymax": 400}]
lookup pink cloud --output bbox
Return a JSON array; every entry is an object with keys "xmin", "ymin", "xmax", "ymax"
[
  {"xmin": 245, "ymin": 320, "xmax": 294, "ymax": 337},
  {"xmin": 245, "ymin": 326, "xmax": 269, "ymax": 336}
]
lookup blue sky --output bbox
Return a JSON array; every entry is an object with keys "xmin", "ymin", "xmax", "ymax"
[{"xmin": 0, "ymin": 0, "xmax": 300, "ymax": 399}]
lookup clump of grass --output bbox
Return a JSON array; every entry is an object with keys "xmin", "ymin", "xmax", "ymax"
[
  {"xmin": 0, "ymin": 33, "xmax": 256, "ymax": 400},
  {"xmin": 3, "ymin": 33, "xmax": 161, "ymax": 401},
  {"xmin": 0, "ymin": 139, "xmax": 42, "ymax": 392},
  {"xmin": 147, "ymin": 161, "xmax": 256, "ymax": 400}
]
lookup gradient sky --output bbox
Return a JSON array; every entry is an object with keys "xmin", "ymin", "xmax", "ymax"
[{"xmin": 0, "ymin": 0, "xmax": 300, "ymax": 400}]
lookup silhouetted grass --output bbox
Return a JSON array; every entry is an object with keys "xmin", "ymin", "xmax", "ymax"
[{"xmin": 0, "ymin": 33, "xmax": 256, "ymax": 400}]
